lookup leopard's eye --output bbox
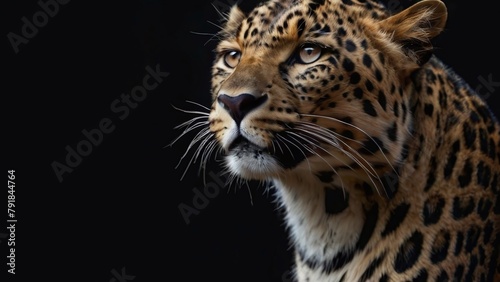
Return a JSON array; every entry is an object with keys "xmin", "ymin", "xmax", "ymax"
[
  {"xmin": 223, "ymin": 50, "xmax": 241, "ymax": 68},
  {"xmin": 298, "ymin": 44, "xmax": 322, "ymax": 64}
]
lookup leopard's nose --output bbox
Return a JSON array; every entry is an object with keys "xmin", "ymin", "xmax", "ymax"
[{"xmin": 217, "ymin": 93, "xmax": 268, "ymax": 125}]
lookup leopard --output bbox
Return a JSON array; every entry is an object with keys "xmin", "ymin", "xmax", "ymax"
[{"xmin": 173, "ymin": 0, "xmax": 500, "ymax": 280}]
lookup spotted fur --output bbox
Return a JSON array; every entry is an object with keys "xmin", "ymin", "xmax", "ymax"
[{"xmin": 175, "ymin": 0, "xmax": 500, "ymax": 280}]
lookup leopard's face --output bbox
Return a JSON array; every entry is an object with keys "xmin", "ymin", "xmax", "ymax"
[{"xmin": 209, "ymin": 0, "xmax": 446, "ymax": 181}]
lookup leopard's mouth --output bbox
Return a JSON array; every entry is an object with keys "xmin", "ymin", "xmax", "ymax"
[
  {"xmin": 228, "ymin": 135, "xmax": 256, "ymax": 151},
  {"xmin": 228, "ymin": 134, "xmax": 310, "ymax": 170}
]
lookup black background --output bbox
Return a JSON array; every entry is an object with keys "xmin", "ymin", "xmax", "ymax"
[{"xmin": 4, "ymin": 0, "xmax": 499, "ymax": 281}]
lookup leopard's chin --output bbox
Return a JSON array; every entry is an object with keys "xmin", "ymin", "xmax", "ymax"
[
  {"xmin": 225, "ymin": 136, "xmax": 309, "ymax": 180},
  {"xmin": 226, "ymin": 137, "xmax": 281, "ymax": 180}
]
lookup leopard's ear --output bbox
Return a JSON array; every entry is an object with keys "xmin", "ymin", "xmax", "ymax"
[
  {"xmin": 378, "ymin": 0, "xmax": 447, "ymax": 66},
  {"xmin": 221, "ymin": 5, "xmax": 246, "ymax": 38}
]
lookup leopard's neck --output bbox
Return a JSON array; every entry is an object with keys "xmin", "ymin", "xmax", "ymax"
[{"xmin": 273, "ymin": 174, "xmax": 388, "ymax": 280}]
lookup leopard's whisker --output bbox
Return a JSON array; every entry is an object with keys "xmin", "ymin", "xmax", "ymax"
[
  {"xmin": 168, "ymin": 103, "xmax": 210, "ymax": 150},
  {"xmin": 277, "ymin": 134, "xmax": 313, "ymax": 173},
  {"xmin": 301, "ymin": 113, "xmax": 399, "ymax": 178},
  {"xmin": 199, "ymin": 139, "xmax": 221, "ymax": 186},
  {"xmin": 207, "ymin": 20, "xmax": 224, "ymax": 31},
  {"xmin": 221, "ymin": 163, "xmax": 238, "ymax": 193},
  {"xmin": 293, "ymin": 122, "xmax": 382, "ymax": 195},
  {"xmin": 286, "ymin": 132, "xmax": 344, "ymax": 191},
  {"xmin": 171, "ymin": 104, "xmax": 210, "ymax": 116},
  {"xmin": 175, "ymin": 128, "xmax": 211, "ymax": 170},
  {"xmin": 191, "ymin": 131, "xmax": 215, "ymax": 165},
  {"xmin": 245, "ymin": 181, "xmax": 254, "ymax": 206},
  {"xmin": 270, "ymin": 139, "xmax": 277, "ymax": 155},
  {"xmin": 296, "ymin": 121, "xmax": 363, "ymax": 145},
  {"xmin": 174, "ymin": 116, "xmax": 209, "ymax": 131},
  {"xmin": 273, "ymin": 138, "xmax": 285, "ymax": 155},
  {"xmin": 184, "ymin": 100, "xmax": 212, "ymax": 111},
  {"xmin": 210, "ymin": 3, "xmax": 229, "ymax": 22},
  {"xmin": 169, "ymin": 120, "xmax": 210, "ymax": 147},
  {"xmin": 189, "ymin": 28, "xmax": 223, "ymax": 45},
  {"xmin": 201, "ymin": 139, "xmax": 219, "ymax": 167},
  {"xmin": 178, "ymin": 143, "xmax": 204, "ymax": 181},
  {"xmin": 275, "ymin": 134, "xmax": 298, "ymax": 161},
  {"xmin": 295, "ymin": 123, "xmax": 379, "ymax": 178},
  {"xmin": 293, "ymin": 125, "xmax": 341, "ymax": 150},
  {"xmin": 189, "ymin": 31, "xmax": 219, "ymax": 37},
  {"xmin": 290, "ymin": 129, "xmax": 356, "ymax": 173}
]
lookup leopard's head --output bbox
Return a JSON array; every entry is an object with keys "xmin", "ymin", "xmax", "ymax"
[{"xmin": 205, "ymin": 0, "xmax": 447, "ymax": 182}]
